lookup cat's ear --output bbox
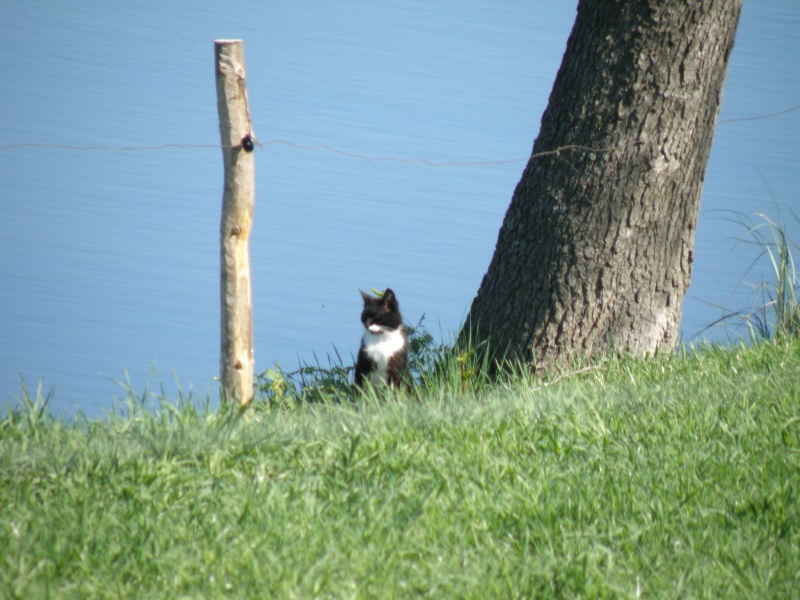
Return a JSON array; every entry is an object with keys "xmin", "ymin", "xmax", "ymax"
[
  {"xmin": 359, "ymin": 289, "xmax": 373, "ymax": 302},
  {"xmin": 383, "ymin": 288, "xmax": 396, "ymax": 303}
]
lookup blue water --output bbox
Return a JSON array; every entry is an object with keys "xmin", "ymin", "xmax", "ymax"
[{"xmin": 1, "ymin": 1, "xmax": 798, "ymax": 417}]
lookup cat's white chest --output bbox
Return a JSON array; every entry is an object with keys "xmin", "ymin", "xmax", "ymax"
[{"xmin": 362, "ymin": 328, "xmax": 406, "ymax": 385}]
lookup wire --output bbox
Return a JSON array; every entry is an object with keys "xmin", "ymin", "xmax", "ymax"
[
  {"xmin": 717, "ymin": 103, "xmax": 800, "ymax": 124},
  {"xmin": 0, "ymin": 104, "xmax": 797, "ymax": 166}
]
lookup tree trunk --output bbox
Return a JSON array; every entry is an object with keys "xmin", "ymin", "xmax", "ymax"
[{"xmin": 462, "ymin": 0, "xmax": 742, "ymax": 371}]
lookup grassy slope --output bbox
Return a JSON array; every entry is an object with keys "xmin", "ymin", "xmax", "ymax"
[{"xmin": 1, "ymin": 339, "xmax": 798, "ymax": 598}]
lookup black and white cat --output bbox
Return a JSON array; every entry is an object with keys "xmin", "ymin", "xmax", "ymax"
[{"xmin": 354, "ymin": 288, "xmax": 408, "ymax": 389}]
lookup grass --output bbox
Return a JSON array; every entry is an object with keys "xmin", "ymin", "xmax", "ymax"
[
  {"xmin": 705, "ymin": 207, "xmax": 800, "ymax": 341},
  {"xmin": 3, "ymin": 208, "xmax": 798, "ymax": 598},
  {"xmin": 2, "ymin": 337, "xmax": 799, "ymax": 598}
]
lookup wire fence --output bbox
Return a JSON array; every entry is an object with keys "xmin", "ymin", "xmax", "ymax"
[{"xmin": 0, "ymin": 103, "xmax": 797, "ymax": 167}]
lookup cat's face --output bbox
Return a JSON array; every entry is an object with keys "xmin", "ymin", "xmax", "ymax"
[{"xmin": 359, "ymin": 288, "xmax": 403, "ymax": 334}]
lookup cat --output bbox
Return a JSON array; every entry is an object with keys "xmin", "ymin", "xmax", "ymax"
[{"xmin": 354, "ymin": 288, "xmax": 409, "ymax": 389}]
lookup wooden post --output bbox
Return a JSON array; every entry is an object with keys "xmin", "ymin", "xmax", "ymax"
[{"xmin": 215, "ymin": 39, "xmax": 255, "ymax": 406}]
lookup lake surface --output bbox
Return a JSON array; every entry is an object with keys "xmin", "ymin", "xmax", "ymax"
[{"xmin": 1, "ymin": 1, "xmax": 799, "ymax": 417}]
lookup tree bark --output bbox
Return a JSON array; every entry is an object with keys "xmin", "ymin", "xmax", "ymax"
[{"xmin": 462, "ymin": 0, "xmax": 742, "ymax": 371}]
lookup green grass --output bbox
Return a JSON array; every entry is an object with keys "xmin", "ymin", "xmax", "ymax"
[
  {"xmin": 2, "ymin": 338, "xmax": 799, "ymax": 598},
  {"xmin": 706, "ymin": 206, "xmax": 800, "ymax": 341}
]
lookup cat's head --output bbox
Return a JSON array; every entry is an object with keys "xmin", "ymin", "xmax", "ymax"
[{"xmin": 359, "ymin": 288, "xmax": 403, "ymax": 334}]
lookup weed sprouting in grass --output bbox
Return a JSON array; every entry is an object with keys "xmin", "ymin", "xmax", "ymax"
[
  {"xmin": 762, "ymin": 210, "xmax": 800, "ymax": 337},
  {"xmin": 2, "ymin": 377, "xmax": 55, "ymax": 437},
  {"xmin": 255, "ymin": 353, "xmax": 355, "ymax": 407},
  {"xmin": 703, "ymin": 205, "xmax": 800, "ymax": 342}
]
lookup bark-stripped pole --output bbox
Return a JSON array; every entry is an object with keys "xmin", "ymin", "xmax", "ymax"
[{"xmin": 215, "ymin": 39, "xmax": 255, "ymax": 406}]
